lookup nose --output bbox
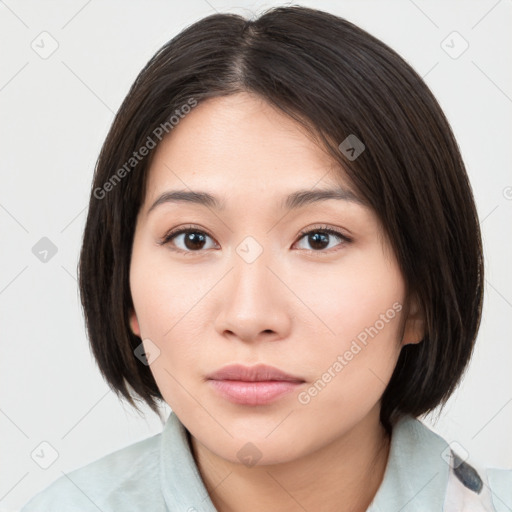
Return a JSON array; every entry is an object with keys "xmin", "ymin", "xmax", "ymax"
[{"xmin": 213, "ymin": 243, "xmax": 293, "ymax": 344}]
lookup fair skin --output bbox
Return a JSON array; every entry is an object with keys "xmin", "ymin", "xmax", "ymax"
[{"xmin": 129, "ymin": 92, "xmax": 424, "ymax": 512}]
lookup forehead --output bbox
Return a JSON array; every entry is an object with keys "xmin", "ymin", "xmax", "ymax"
[{"xmin": 143, "ymin": 92, "xmax": 359, "ymax": 207}]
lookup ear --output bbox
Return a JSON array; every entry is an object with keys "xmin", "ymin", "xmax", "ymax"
[
  {"xmin": 401, "ymin": 293, "xmax": 425, "ymax": 346},
  {"xmin": 129, "ymin": 309, "xmax": 141, "ymax": 337}
]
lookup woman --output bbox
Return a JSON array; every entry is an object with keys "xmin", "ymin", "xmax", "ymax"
[{"xmin": 21, "ymin": 5, "xmax": 511, "ymax": 511}]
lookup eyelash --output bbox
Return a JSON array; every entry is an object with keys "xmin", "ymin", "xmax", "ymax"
[{"xmin": 158, "ymin": 224, "xmax": 352, "ymax": 256}]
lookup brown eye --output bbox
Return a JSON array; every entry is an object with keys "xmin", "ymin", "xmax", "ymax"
[
  {"xmin": 295, "ymin": 226, "xmax": 351, "ymax": 253},
  {"xmin": 159, "ymin": 227, "xmax": 217, "ymax": 254},
  {"xmin": 179, "ymin": 231, "xmax": 209, "ymax": 251}
]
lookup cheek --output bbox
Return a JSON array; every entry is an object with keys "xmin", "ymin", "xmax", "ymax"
[
  {"xmin": 296, "ymin": 251, "xmax": 405, "ymax": 345},
  {"xmin": 292, "ymin": 254, "xmax": 405, "ymax": 400},
  {"xmin": 130, "ymin": 239, "xmax": 202, "ymax": 335},
  {"xmin": 130, "ymin": 254, "xmax": 205, "ymax": 412},
  {"xmin": 129, "ymin": 243, "xmax": 213, "ymax": 381}
]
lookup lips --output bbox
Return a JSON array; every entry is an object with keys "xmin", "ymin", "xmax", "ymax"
[
  {"xmin": 206, "ymin": 364, "xmax": 305, "ymax": 406},
  {"xmin": 207, "ymin": 363, "xmax": 305, "ymax": 383}
]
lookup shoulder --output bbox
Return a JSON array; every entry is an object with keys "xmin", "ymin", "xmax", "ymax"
[
  {"xmin": 368, "ymin": 416, "xmax": 512, "ymax": 512},
  {"xmin": 484, "ymin": 467, "xmax": 512, "ymax": 512},
  {"xmin": 443, "ymin": 454, "xmax": 512, "ymax": 511},
  {"xmin": 410, "ymin": 418, "xmax": 512, "ymax": 512},
  {"xmin": 20, "ymin": 432, "xmax": 165, "ymax": 512}
]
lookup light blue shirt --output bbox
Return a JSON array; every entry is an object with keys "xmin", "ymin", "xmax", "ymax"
[{"xmin": 20, "ymin": 411, "xmax": 512, "ymax": 511}]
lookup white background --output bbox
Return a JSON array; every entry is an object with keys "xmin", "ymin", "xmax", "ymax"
[{"xmin": 1, "ymin": 0, "xmax": 511, "ymax": 510}]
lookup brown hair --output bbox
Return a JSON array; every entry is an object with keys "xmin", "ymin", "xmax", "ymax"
[{"xmin": 78, "ymin": 5, "xmax": 484, "ymax": 432}]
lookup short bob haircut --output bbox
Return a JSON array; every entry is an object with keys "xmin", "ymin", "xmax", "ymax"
[{"xmin": 78, "ymin": 5, "xmax": 483, "ymax": 433}]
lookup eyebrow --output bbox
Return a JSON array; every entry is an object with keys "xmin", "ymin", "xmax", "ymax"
[{"xmin": 147, "ymin": 187, "xmax": 363, "ymax": 215}]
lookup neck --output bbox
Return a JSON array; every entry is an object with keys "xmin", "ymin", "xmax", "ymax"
[{"xmin": 189, "ymin": 408, "xmax": 391, "ymax": 512}]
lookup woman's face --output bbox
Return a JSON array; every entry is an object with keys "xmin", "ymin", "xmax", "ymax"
[{"xmin": 129, "ymin": 92, "xmax": 423, "ymax": 464}]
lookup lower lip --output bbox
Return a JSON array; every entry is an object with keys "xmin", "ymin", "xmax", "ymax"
[{"xmin": 208, "ymin": 379, "xmax": 303, "ymax": 405}]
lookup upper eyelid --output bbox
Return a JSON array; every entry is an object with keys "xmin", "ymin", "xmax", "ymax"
[{"xmin": 298, "ymin": 225, "xmax": 351, "ymax": 240}]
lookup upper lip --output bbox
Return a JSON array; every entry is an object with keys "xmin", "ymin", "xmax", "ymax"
[{"xmin": 207, "ymin": 364, "xmax": 305, "ymax": 383}]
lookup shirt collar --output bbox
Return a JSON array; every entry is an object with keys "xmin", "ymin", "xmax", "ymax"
[
  {"xmin": 368, "ymin": 415, "xmax": 450, "ymax": 511},
  {"xmin": 160, "ymin": 411, "xmax": 450, "ymax": 512},
  {"xmin": 160, "ymin": 411, "xmax": 218, "ymax": 512}
]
